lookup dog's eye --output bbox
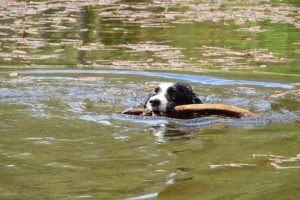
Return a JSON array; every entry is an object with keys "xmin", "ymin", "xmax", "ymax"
[{"xmin": 154, "ymin": 87, "xmax": 160, "ymax": 94}]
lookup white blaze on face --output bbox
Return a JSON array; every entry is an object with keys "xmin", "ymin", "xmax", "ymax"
[{"xmin": 146, "ymin": 83, "xmax": 174, "ymax": 113}]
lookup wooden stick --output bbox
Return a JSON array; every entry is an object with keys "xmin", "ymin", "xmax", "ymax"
[
  {"xmin": 171, "ymin": 104, "xmax": 256, "ymax": 118},
  {"xmin": 122, "ymin": 109, "xmax": 150, "ymax": 116},
  {"xmin": 122, "ymin": 104, "xmax": 256, "ymax": 119}
]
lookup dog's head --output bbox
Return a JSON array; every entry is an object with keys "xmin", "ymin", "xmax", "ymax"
[{"xmin": 144, "ymin": 82, "xmax": 202, "ymax": 115}]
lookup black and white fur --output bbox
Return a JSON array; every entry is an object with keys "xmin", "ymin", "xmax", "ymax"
[{"xmin": 144, "ymin": 82, "xmax": 202, "ymax": 116}]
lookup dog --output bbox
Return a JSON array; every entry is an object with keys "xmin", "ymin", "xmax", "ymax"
[{"xmin": 144, "ymin": 82, "xmax": 202, "ymax": 116}]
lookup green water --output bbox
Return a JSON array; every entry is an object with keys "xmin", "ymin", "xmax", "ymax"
[{"xmin": 0, "ymin": 0, "xmax": 300, "ymax": 199}]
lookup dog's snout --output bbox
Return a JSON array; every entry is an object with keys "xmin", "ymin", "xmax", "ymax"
[{"xmin": 149, "ymin": 99, "xmax": 160, "ymax": 106}]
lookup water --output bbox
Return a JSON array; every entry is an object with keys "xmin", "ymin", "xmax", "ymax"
[{"xmin": 1, "ymin": 0, "xmax": 300, "ymax": 199}]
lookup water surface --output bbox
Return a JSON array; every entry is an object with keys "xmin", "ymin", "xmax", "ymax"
[{"xmin": 1, "ymin": 0, "xmax": 300, "ymax": 199}]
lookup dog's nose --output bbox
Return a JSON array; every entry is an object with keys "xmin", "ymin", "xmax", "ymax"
[{"xmin": 149, "ymin": 99, "xmax": 160, "ymax": 106}]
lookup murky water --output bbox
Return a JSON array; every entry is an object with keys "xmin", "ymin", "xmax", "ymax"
[
  {"xmin": 1, "ymin": 69, "xmax": 300, "ymax": 199},
  {"xmin": 1, "ymin": 0, "xmax": 300, "ymax": 200}
]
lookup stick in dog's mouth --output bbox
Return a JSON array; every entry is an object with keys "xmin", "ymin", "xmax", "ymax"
[{"xmin": 122, "ymin": 104, "xmax": 257, "ymax": 119}]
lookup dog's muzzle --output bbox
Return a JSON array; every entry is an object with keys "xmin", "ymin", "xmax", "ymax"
[
  {"xmin": 149, "ymin": 99, "xmax": 160, "ymax": 107},
  {"xmin": 149, "ymin": 99, "xmax": 163, "ymax": 115}
]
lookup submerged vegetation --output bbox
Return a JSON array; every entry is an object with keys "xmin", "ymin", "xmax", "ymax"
[{"xmin": 0, "ymin": 0, "xmax": 299, "ymax": 74}]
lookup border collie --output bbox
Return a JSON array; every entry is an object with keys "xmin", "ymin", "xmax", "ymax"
[{"xmin": 144, "ymin": 82, "xmax": 202, "ymax": 116}]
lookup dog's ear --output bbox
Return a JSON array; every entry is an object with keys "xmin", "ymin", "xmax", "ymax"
[
  {"xmin": 175, "ymin": 82, "xmax": 202, "ymax": 104},
  {"xmin": 175, "ymin": 82, "xmax": 195, "ymax": 101}
]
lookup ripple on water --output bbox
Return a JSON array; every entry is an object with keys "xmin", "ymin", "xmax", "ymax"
[
  {"xmin": 2, "ymin": 69, "xmax": 293, "ymax": 88},
  {"xmin": 46, "ymin": 162, "xmax": 84, "ymax": 170},
  {"xmin": 79, "ymin": 115, "xmax": 112, "ymax": 126},
  {"xmin": 0, "ymin": 69, "xmax": 299, "ymax": 134},
  {"xmin": 2, "ymin": 152, "xmax": 33, "ymax": 158},
  {"xmin": 126, "ymin": 192, "xmax": 158, "ymax": 200}
]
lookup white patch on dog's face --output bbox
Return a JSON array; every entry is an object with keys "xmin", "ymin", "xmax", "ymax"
[{"xmin": 146, "ymin": 83, "xmax": 173, "ymax": 113}]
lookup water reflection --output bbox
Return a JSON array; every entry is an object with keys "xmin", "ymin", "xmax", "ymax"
[{"xmin": 0, "ymin": 0, "xmax": 299, "ymax": 73}]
